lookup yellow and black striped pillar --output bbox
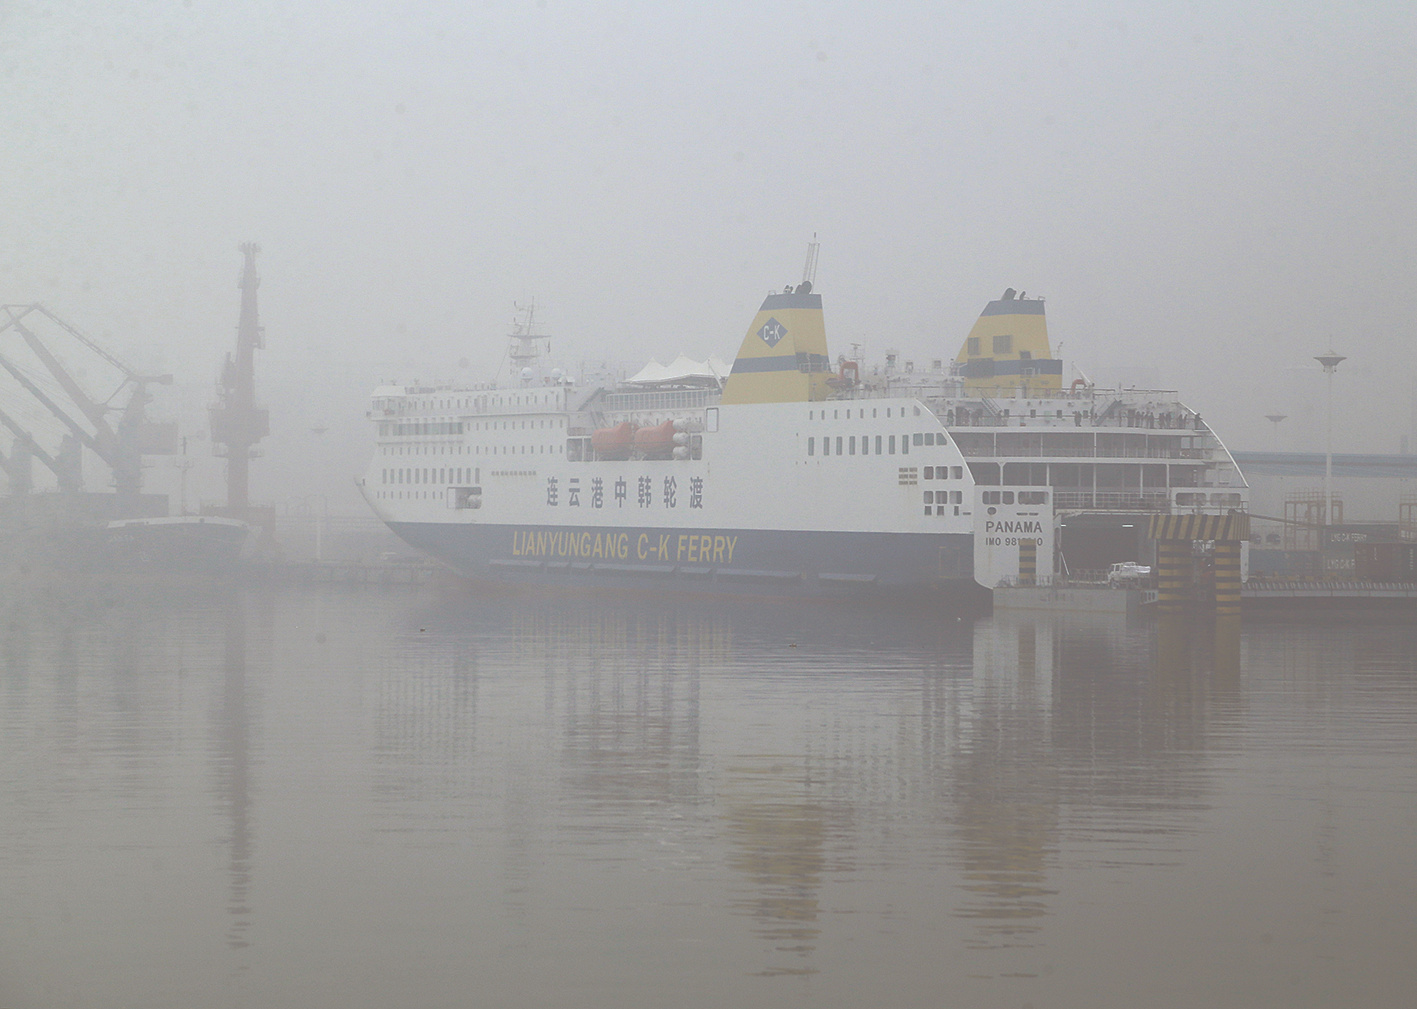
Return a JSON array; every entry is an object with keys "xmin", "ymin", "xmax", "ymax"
[
  {"xmin": 1213, "ymin": 540, "xmax": 1241, "ymax": 617},
  {"xmin": 1150, "ymin": 512, "xmax": 1251, "ymax": 617},
  {"xmin": 1155, "ymin": 539, "xmax": 1190, "ymax": 614},
  {"xmin": 1018, "ymin": 538, "xmax": 1037, "ymax": 586}
]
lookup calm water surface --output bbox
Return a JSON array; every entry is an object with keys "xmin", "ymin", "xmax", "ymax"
[{"xmin": 2, "ymin": 582, "xmax": 1414, "ymax": 1008}]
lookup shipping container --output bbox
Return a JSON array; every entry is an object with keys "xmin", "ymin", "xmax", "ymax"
[
  {"xmin": 1321, "ymin": 549, "xmax": 1356, "ymax": 576},
  {"xmin": 1356, "ymin": 542, "xmax": 1417, "ymax": 581},
  {"xmin": 1355, "ymin": 543, "xmax": 1396, "ymax": 581},
  {"xmin": 1249, "ymin": 549, "xmax": 1320, "ymax": 577}
]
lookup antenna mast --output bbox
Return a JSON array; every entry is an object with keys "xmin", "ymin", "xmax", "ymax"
[
  {"xmin": 507, "ymin": 301, "xmax": 551, "ymax": 379},
  {"xmin": 801, "ymin": 234, "xmax": 820, "ymax": 288}
]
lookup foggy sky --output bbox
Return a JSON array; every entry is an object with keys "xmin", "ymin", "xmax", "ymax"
[{"xmin": 3, "ymin": 1, "xmax": 1415, "ymax": 515}]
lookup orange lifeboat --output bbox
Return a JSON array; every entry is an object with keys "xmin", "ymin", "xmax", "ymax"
[
  {"xmin": 591, "ymin": 422, "xmax": 636, "ymax": 460},
  {"xmin": 633, "ymin": 420, "xmax": 677, "ymax": 459}
]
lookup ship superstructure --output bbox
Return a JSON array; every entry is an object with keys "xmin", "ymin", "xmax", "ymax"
[{"xmin": 848, "ymin": 289, "xmax": 1249, "ymax": 580}]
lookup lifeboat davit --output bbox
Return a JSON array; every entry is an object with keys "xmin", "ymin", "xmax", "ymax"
[
  {"xmin": 633, "ymin": 420, "xmax": 677, "ymax": 459},
  {"xmin": 591, "ymin": 422, "xmax": 636, "ymax": 460}
]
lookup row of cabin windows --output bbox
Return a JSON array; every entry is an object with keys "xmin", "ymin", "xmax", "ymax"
[
  {"xmin": 470, "ymin": 392, "xmax": 561, "ymax": 411},
  {"xmin": 472, "ymin": 444, "xmax": 561, "ymax": 456},
  {"xmin": 809, "ymin": 405, "xmax": 923, "ymax": 420},
  {"xmin": 383, "ymin": 443, "xmax": 465, "ymax": 455},
  {"xmin": 602, "ymin": 390, "xmax": 719, "ymax": 412},
  {"xmin": 472, "ymin": 418, "xmax": 562, "ymax": 431},
  {"xmin": 375, "ymin": 391, "xmax": 562, "ymax": 417},
  {"xmin": 378, "ymin": 421, "xmax": 464, "ymax": 437},
  {"xmin": 378, "ymin": 417, "xmax": 564, "ymax": 439},
  {"xmin": 924, "ymin": 489, "xmax": 964, "ymax": 516},
  {"xmin": 383, "ymin": 443, "xmax": 562, "ymax": 457},
  {"xmin": 980, "ymin": 490, "xmax": 1049, "ymax": 505},
  {"xmin": 807, "ymin": 431, "xmax": 948, "ymax": 457},
  {"xmin": 383, "ymin": 467, "xmax": 481, "ymax": 486},
  {"xmin": 924, "ymin": 490, "xmax": 965, "ymax": 515}
]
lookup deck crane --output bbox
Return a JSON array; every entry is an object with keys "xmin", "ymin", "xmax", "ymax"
[{"xmin": 0, "ymin": 304, "xmax": 176, "ymax": 512}]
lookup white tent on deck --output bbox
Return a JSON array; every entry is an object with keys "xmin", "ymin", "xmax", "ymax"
[{"xmin": 626, "ymin": 354, "xmax": 731, "ymax": 388}]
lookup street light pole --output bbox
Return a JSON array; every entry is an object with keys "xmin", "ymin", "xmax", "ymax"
[{"xmin": 1314, "ymin": 351, "xmax": 1345, "ymax": 527}]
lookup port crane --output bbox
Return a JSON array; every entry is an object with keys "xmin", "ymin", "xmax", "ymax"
[
  {"xmin": 0, "ymin": 303, "xmax": 176, "ymax": 512},
  {"xmin": 208, "ymin": 242, "xmax": 269, "ymax": 515},
  {"xmin": 0, "ymin": 420, "xmax": 42, "ymax": 494},
  {"xmin": 0, "ymin": 410, "xmax": 75, "ymax": 494}
]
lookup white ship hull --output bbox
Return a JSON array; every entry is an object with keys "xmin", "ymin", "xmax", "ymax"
[{"xmin": 363, "ymin": 394, "xmax": 985, "ymax": 601}]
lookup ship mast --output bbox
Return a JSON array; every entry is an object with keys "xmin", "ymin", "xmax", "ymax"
[
  {"xmin": 507, "ymin": 301, "xmax": 551, "ymax": 382},
  {"xmin": 209, "ymin": 243, "xmax": 269, "ymax": 514},
  {"xmin": 801, "ymin": 234, "xmax": 819, "ymax": 289}
]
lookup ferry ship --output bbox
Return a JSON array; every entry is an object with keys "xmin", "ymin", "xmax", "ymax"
[{"xmin": 359, "ymin": 265, "xmax": 1246, "ymax": 597}]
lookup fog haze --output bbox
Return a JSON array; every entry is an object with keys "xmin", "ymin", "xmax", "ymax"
[{"xmin": 4, "ymin": 0, "xmax": 1415, "ymax": 514}]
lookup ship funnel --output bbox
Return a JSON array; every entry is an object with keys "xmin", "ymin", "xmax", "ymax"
[
  {"xmin": 955, "ymin": 291, "xmax": 1063, "ymax": 395},
  {"xmin": 720, "ymin": 287, "xmax": 833, "ymax": 405}
]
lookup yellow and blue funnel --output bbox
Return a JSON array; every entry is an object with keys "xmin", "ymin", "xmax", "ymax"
[
  {"xmin": 955, "ymin": 289, "xmax": 1063, "ymax": 395},
  {"xmin": 720, "ymin": 284, "xmax": 834, "ymax": 405}
]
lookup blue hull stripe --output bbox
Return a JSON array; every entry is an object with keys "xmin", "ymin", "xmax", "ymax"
[{"xmin": 387, "ymin": 521, "xmax": 981, "ymax": 600}]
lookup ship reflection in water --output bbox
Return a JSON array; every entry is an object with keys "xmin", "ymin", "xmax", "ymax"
[
  {"xmin": 721, "ymin": 761, "xmax": 835, "ymax": 976},
  {"xmin": 950, "ymin": 614, "xmax": 1059, "ymax": 948},
  {"xmin": 1, "ymin": 584, "xmax": 1414, "ymax": 1008},
  {"xmin": 214, "ymin": 595, "xmax": 265, "ymax": 952}
]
